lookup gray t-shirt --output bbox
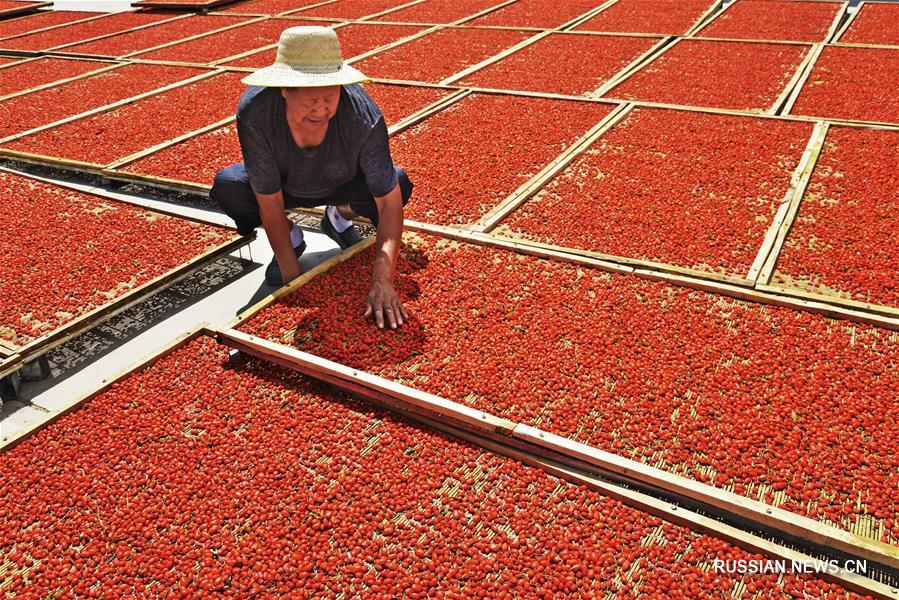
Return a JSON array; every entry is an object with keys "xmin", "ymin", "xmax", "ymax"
[{"xmin": 236, "ymin": 84, "xmax": 398, "ymax": 199}]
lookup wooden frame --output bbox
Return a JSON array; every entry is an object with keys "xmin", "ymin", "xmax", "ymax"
[
  {"xmin": 0, "ymin": 354, "xmax": 22, "ymax": 381},
  {"xmin": 420, "ymin": 419, "xmax": 897, "ymax": 600},
  {"xmin": 0, "ymin": 167, "xmax": 254, "ymax": 364},
  {"xmin": 778, "ymin": 41, "xmax": 825, "ymax": 116},
  {"xmin": 690, "ymin": 0, "xmax": 848, "ymax": 43},
  {"xmin": 211, "ymin": 326, "xmax": 899, "ymax": 571},
  {"xmin": 0, "ymin": 1, "xmax": 51, "ymax": 20}
]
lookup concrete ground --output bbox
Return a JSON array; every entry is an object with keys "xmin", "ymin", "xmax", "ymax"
[{"xmin": 0, "ymin": 168, "xmax": 348, "ymax": 444}]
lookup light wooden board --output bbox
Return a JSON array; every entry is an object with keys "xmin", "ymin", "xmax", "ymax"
[{"xmin": 747, "ymin": 120, "xmax": 828, "ymax": 280}]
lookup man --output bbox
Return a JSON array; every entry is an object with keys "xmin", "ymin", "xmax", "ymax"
[{"xmin": 211, "ymin": 26, "xmax": 412, "ymax": 330}]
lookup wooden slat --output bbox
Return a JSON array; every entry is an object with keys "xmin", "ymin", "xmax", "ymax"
[
  {"xmin": 756, "ymin": 284, "xmax": 899, "ymax": 319},
  {"xmin": 747, "ymin": 120, "xmax": 828, "ymax": 281},
  {"xmin": 754, "ymin": 122, "xmax": 829, "ymax": 284},
  {"xmin": 105, "ymin": 116, "xmax": 236, "ymax": 170},
  {"xmin": 229, "ymin": 236, "xmax": 376, "ymax": 327},
  {"xmin": 0, "ymin": 2, "xmax": 51, "ymax": 20},
  {"xmin": 831, "ymin": 0, "xmax": 863, "ymax": 43},
  {"xmin": 635, "ymin": 267, "xmax": 899, "ymax": 331},
  {"xmin": 487, "ymin": 231, "xmax": 756, "ymax": 286},
  {"xmin": 213, "ymin": 327, "xmax": 517, "ymax": 434},
  {"xmin": 769, "ymin": 41, "xmax": 818, "ymax": 115},
  {"xmin": 419, "ymin": 419, "xmax": 898, "ymax": 600},
  {"xmin": 439, "ymin": 29, "xmax": 552, "ymax": 85},
  {"xmin": 778, "ymin": 41, "xmax": 825, "ymax": 115},
  {"xmin": 0, "ymin": 354, "xmax": 22, "ymax": 380},
  {"xmin": 688, "ymin": 0, "xmax": 737, "ymax": 38},
  {"xmin": 514, "ymin": 424, "xmax": 899, "ymax": 570},
  {"xmin": 683, "ymin": 0, "xmax": 725, "ymax": 36},
  {"xmin": 590, "ymin": 35, "xmax": 672, "ymax": 98},
  {"xmin": 557, "ymin": 0, "xmax": 621, "ymax": 31},
  {"xmin": 475, "ymin": 102, "xmax": 630, "ymax": 230}
]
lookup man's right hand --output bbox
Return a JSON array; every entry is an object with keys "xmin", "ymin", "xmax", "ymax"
[
  {"xmin": 279, "ymin": 258, "xmax": 301, "ymax": 284},
  {"xmin": 257, "ymin": 189, "xmax": 302, "ymax": 285}
]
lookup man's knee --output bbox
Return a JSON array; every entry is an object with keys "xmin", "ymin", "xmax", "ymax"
[{"xmin": 396, "ymin": 167, "xmax": 413, "ymax": 206}]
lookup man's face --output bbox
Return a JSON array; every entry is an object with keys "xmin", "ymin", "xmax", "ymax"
[{"xmin": 281, "ymin": 85, "xmax": 340, "ymax": 130}]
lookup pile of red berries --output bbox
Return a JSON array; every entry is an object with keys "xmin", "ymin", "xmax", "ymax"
[
  {"xmin": 0, "ymin": 64, "xmax": 201, "ymax": 140},
  {"xmin": 60, "ymin": 15, "xmax": 247, "ymax": 58},
  {"xmin": 840, "ymin": 2, "xmax": 899, "ymax": 46},
  {"xmin": 697, "ymin": 0, "xmax": 842, "ymax": 43},
  {"xmin": 369, "ymin": 0, "xmax": 510, "ymax": 24},
  {"xmin": 0, "ymin": 10, "xmax": 96, "ymax": 40},
  {"xmin": 0, "ymin": 336, "xmax": 863, "ymax": 597},
  {"xmin": 0, "ymin": 57, "xmax": 106, "ymax": 97},
  {"xmin": 791, "ymin": 46, "xmax": 899, "ymax": 125},
  {"xmin": 574, "ymin": 0, "xmax": 717, "ymax": 35},
  {"xmin": 239, "ymin": 232, "xmax": 899, "ymax": 545},
  {"xmin": 499, "ymin": 106, "xmax": 813, "ymax": 278},
  {"xmin": 458, "ymin": 32, "xmax": 660, "ymax": 97},
  {"xmin": 607, "ymin": 39, "xmax": 811, "ymax": 111},
  {"xmin": 4, "ymin": 71, "xmax": 245, "ymax": 166},
  {"xmin": 133, "ymin": 19, "xmax": 319, "ymax": 65},
  {"xmin": 772, "ymin": 126, "xmax": 899, "ymax": 307},
  {"xmin": 468, "ymin": 0, "xmax": 608, "ymax": 29},
  {"xmin": 391, "ymin": 93, "xmax": 613, "ymax": 225},
  {"xmin": 0, "ymin": 11, "xmax": 172, "ymax": 52},
  {"xmin": 0, "ymin": 171, "xmax": 237, "ymax": 347},
  {"xmin": 355, "ymin": 27, "xmax": 532, "ymax": 83}
]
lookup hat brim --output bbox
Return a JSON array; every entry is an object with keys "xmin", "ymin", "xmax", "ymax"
[{"xmin": 241, "ymin": 63, "xmax": 370, "ymax": 88}]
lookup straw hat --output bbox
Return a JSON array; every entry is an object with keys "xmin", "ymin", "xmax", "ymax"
[{"xmin": 241, "ymin": 26, "xmax": 369, "ymax": 88}]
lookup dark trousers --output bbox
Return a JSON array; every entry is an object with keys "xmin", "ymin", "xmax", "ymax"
[{"xmin": 211, "ymin": 163, "xmax": 414, "ymax": 236}]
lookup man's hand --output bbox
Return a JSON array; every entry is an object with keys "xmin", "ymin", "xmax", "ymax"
[
  {"xmin": 256, "ymin": 189, "xmax": 301, "ymax": 284},
  {"xmin": 365, "ymin": 184, "xmax": 407, "ymax": 329},
  {"xmin": 364, "ymin": 279, "xmax": 408, "ymax": 329}
]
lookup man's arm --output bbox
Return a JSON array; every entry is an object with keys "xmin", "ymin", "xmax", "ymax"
[
  {"xmin": 364, "ymin": 184, "xmax": 407, "ymax": 329},
  {"xmin": 257, "ymin": 189, "xmax": 301, "ymax": 284}
]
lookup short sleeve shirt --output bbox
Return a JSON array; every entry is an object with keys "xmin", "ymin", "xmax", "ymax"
[{"xmin": 236, "ymin": 84, "xmax": 398, "ymax": 199}]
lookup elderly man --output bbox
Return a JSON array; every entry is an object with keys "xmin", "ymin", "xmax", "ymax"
[{"xmin": 211, "ymin": 26, "xmax": 412, "ymax": 330}]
